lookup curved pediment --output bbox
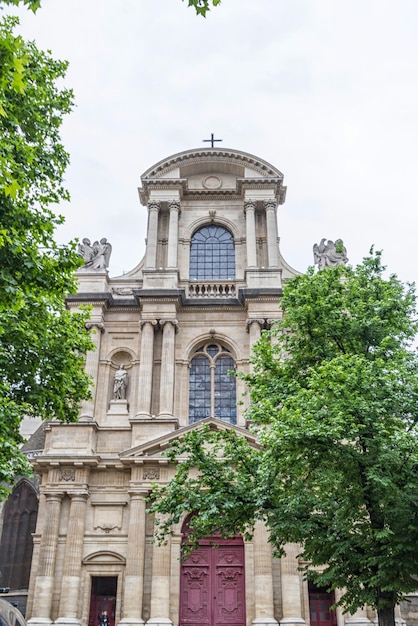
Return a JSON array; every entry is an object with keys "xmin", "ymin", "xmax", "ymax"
[
  {"xmin": 141, "ymin": 147, "xmax": 284, "ymax": 181},
  {"xmin": 139, "ymin": 148, "xmax": 286, "ymax": 205}
]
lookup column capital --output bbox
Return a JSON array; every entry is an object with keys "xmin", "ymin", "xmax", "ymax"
[
  {"xmin": 128, "ymin": 488, "xmax": 150, "ymax": 499},
  {"xmin": 159, "ymin": 318, "xmax": 178, "ymax": 332},
  {"xmin": 148, "ymin": 200, "xmax": 161, "ymax": 212},
  {"xmin": 140, "ymin": 319, "xmax": 158, "ymax": 330},
  {"xmin": 264, "ymin": 199, "xmax": 277, "ymax": 211},
  {"xmin": 85, "ymin": 321, "xmax": 105, "ymax": 333},
  {"xmin": 67, "ymin": 490, "xmax": 90, "ymax": 501},
  {"xmin": 44, "ymin": 491, "xmax": 65, "ymax": 502},
  {"xmin": 244, "ymin": 199, "xmax": 257, "ymax": 213},
  {"xmin": 246, "ymin": 318, "xmax": 265, "ymax": 332},
  {"xmin": 168, "ymin": 199, "xmax": 181, "ymax": 213}
]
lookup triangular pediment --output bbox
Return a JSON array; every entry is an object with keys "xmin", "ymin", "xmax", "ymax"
[{"xmin": 120, "ymin": 417, "xmax": 259, "ymax": 462}]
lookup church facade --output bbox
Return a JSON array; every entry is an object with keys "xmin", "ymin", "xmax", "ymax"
[{"xmin": 6, "ymin": 147, "xmax": 411, "ymax": 626}]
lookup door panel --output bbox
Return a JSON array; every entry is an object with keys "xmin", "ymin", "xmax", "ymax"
[{"xmin": 180, "ymin": 541, "xmax": 245, "ymax": 626}]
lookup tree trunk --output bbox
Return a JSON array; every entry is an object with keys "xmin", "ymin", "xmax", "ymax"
[{"xmin": 377, "ymin": 599, "xmax": 395, "ymax": 626}]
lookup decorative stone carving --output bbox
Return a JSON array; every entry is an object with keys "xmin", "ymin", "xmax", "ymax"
[
  {"xmin": 203, "ymin": 175, "xmax": 222, "ymax": 190},
  {"xmin": 143, "ymin": 466, "xmax": 160, "ymax": 481},
  {"xmin": 112, "ymin": 287, "xmax": 134, "ymax": 296},
  {"xmin": 113, "ymin": 364, "xmax": 128, "ymax": 400},
  {"xmin": 313, "ymin": 238, "xmax": 348, "ymax": 269},
  {"xmin": 59, "ymin": 468, "xmax": 75, "ymax": 482},
  {"xmin": 78, "ymin": 237, "xmax": 112, "ymax": 270}
]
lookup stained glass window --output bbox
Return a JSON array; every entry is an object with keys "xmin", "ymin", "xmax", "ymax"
[
  {"xmin": 189, "ymin": 226, "xmax": 235, "ymax": 280},
  {"xmin": 189, "ymin": 343, "xmax": 237, "ymax": 425}
]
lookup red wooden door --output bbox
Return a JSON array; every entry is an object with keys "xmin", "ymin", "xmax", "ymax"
[
  {"xmin": 180, "ymin": 539, "xmax": 245, "ymax": 626},
  {"xmin": 309, "ymin": 592, "xmax": 336, "ymax": 626}
]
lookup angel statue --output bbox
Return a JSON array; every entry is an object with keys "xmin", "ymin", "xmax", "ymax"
[
  {"xmin": 78, "ymin": 237, "xmax": 112, "ymax": 270},
  {"xmin": 313, "ymin": 238, "xmax": 348, "ymax": 269}
]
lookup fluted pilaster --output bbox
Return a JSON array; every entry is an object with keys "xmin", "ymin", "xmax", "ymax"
[
  {"xmin": 147, "ymin": 515, "xmax": 172, "ymax": 626},
  {"xmin": 159, "ymin": 319, "xmax": 178, "ymax": 418},
  {"xmin": 280, "ymin": 543, "xmax": 306, "ymax": 626},
  {"xmin": 80, "ymin": 322, "xmax": 104, "ymax": 421},
  {"xmin": 120, "ymin": 490, "xmax": 148, "ymax": 626},
  {"xmin": 136, "ymin": 320, "xmax": 157, "ymax": 417},
  {"xmin": 167, "ymin": 200, "xmax": 180, "ymax": 268},
  {"xmin": 251, "ymin": 521, "xmax": 278, "ymax": 626},
  {"xmin": 56, "ymin": 491, "xmax": 89, "ymax": 624},
  {"xmin": 245, "ymin": 200, "xmax": 257, "ymax": 268},
  {"xmin": 247, "ymin": 319, "xmax": 264, "ymax": 373},
  {"xmin": 29, "ymin": 493, "xmax": 64, "ymax": 623},
  {"xmin": 264, "ymin": 200, "xmax": 279, "ymax": 267},
  {"xmin": 145, "ymin": 201, "xmax": 160, "ymax": 269}
]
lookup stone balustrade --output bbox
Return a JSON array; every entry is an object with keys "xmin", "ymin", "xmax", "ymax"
[{"xmin": 188, "ymin": 281, "xmax": 237, "ymax": 298}]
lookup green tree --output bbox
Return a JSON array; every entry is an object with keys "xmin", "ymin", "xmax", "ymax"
[
  {"xmin": 0, "ymin": 15, "xmax": 93, "ymax": 497},
  {"xmin": 182, "ymin": 0, "xmax": 221, "ymax": 17},
  {"xmin": 150, "ymin": 251, "xmax": 418, "ymax": 626}
]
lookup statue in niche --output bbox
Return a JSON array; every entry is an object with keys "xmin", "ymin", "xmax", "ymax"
[
  {"xmin": 78, "ymin": 237, "xmax": 112, "ymax": 270},
  {"xmin": 113, "ymin": 364, "xmax": 128, "ymax": 400},
  {"xmin": 313, "ymin": 238, "xmax": 348, "ymax": 269}
]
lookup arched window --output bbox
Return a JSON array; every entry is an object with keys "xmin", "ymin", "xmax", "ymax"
[
  {"xmin": 0, "ymin": 480, "xmax": 38, "ymax": 591},
  {"xmin": 189, "ymin": 342, "xmax": 236, "ymax": 425},
  {"xmin": 189, "ymin": 225, "xmax": 235, "ymax": 280}
]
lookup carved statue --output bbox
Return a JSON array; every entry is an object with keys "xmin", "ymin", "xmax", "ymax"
[
  {"xmin": 78, "ymin": 237, "xmax": 112, "ymax": 270},
  {"xmin": 313, "ymin": 238, "xmax": 348, "ymax": 269},
  {"xmin": 113, "ymin": 364, "xmax": 128, "ymax": 400}
]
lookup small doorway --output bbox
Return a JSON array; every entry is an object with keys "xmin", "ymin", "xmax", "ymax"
[
  {"xmin": 309, "ymin": 582, "xmax": 336, "ymax": 626},
  {"xmin": 88, "ymin": 577, "xmax": 117, "ymax": 626}
]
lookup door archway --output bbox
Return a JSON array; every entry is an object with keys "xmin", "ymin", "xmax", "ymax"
[{"xmin": 180, "ymin": 519, "xmax": 246, "ymax": 626}]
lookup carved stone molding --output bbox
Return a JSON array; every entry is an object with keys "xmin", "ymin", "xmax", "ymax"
[{"xmin": 209, "ymin": 209, "xmax": 216, "ymax": 221}]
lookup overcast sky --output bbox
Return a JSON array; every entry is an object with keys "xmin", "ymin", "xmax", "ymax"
[{"xmin": 8, "ymin": 0, "xmax": 418, "ymax": 291}]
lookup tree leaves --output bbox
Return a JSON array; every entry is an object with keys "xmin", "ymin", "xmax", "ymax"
[
  {"xmin": 0, "ymin": 16, "xmax": 93, "ymax": 496},
  {"xmin": 150, "ymin": 251, "xmax": 418, "ymax": 623}
]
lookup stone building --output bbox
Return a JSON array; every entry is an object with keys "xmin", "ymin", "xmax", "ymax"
[{"xmin": 1, "ymin": 147, "xmax": 415, "ymax": 626}]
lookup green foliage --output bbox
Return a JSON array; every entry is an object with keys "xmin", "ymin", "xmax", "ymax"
[
  {"xmin": 182, "ymin": 0, "xmax": 221, "ymax": 17},
  {"xmin": 0, "ymin": 0, "xmax": 41, "ymax": 12},
  {"xmin": 150, "ymin": 250, "xmax": 418, "ymax": 624},
  {"xmin": 0, "ymin": 16, "xmax": 93, "ymax": 494}
]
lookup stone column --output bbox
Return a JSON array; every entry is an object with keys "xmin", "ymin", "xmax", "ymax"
[
  {"xmin": 80, "ymin": 322, "xmax": 104, "ymax": 421},
  {"xmin": 145, "ymin": 201, "xmax": 160, "ymax": 269},
  {"xmin": 167, "ymin": 200, "xmax": 180, "ymax": 268},
  {"xmin": 247, "ymin": 319, "xmax": 264, "ymax": 372},
  {"xmin": 56, "ymin": 491, "xmax": 89, "ymax": 626},
  {"xmin": 279, "ymin": 543, "xmax": 306, "ymax": 626},
  {"xmin": 136, "ymin": 320, "xmax": 157, "ymax": 417},
  {"xmin": 159, "ymin": 319, "xmax": 178, "ymax": 418},
  {"xmin": 264, "ymin": 200, "xmax": 279, "ymax": 268},
  {"xmin": 120, "ymin": 490, "xmax": 148, "ymax": 626},
  {"xmin": 252, "ymin": 521, "xmax": 278, "ymax": 626},
  {"xmin": 147, "ymin": 516, "xmax": 172, "ymax": 626},
  {"xmin": 28, "ymin": 492, "xmax": 64, "ymax": 626},
  {"xmin": 244, "ymin": 200, "xmax": 257, "ymax": 268}
]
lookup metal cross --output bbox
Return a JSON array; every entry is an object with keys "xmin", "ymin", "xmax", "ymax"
[{"xmin": 203, "ymin": 133, "xmax": 223, "ymax": 148}]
